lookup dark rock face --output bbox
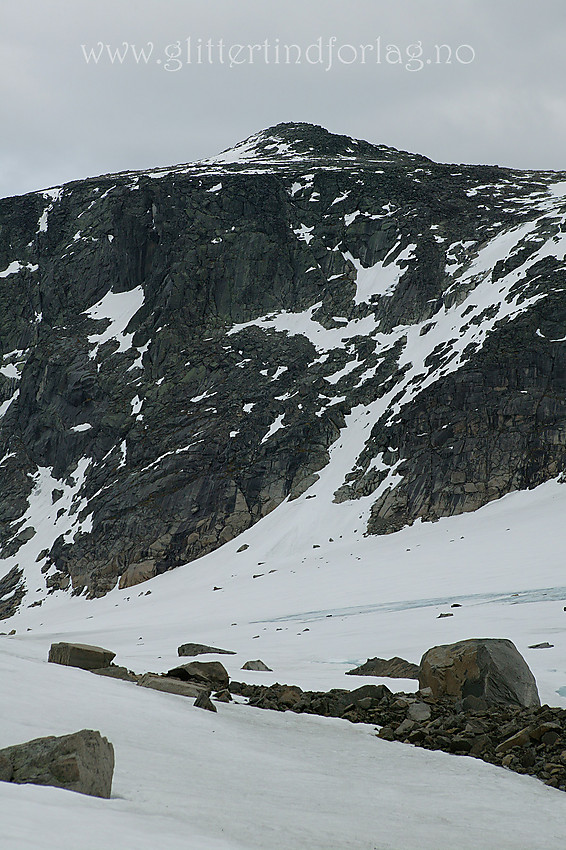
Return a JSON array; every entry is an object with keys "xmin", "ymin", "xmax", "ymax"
[
  {"xmin": 48, "ymin": 642, "xmax": 116, "ymax": 670},
  {"xmin": 2, "ymin": 121, "xmax": 566, "ymax": 607},
  {"xmin": 418, "ymin": 639, "xmax": 541, "ymax": 708},
  {"xmin": 346, "ymin": 656, "xmax": 420, "ymax": 679},
  {"xmin": 0, "ymin": 729, "xmax": 114, "ymax": 798},
  {"xmin": 0, "ymin": 566, "xmax": 25, "ymax": 619}
]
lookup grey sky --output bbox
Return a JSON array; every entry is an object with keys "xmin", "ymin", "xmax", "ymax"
[{"xmin": 1, "ymin": 0, "xmax": 565, "ymax": 198}]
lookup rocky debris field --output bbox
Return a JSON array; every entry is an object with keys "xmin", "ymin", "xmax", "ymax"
[
  {"xmin": 44, "ymin": 639, "xmax": 566, "ymax": 790},
  {"xmin": 229, "ymin": 680, "xmax": 566, "ymax": 791}
]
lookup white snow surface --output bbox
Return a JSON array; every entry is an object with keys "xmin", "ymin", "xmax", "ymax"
[
  {"xmin": 83, "ymin": 286, "xmax": 145, "ymax": 359},
  {"xmin": 0, "ymin": 260, "xmax": 38, "ymax": 278},
  {"xmin": 4, "ymin": 478, "xmax": 566, "ymax": 848},
  {"xmin": 345, "ymin": 243, "xmax": 416, "ymax": 305}
]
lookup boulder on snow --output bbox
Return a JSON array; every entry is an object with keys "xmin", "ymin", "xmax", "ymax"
[
  {"xmin": 241, "ymin": 660, "xmax": 272, "ymax": 672},
  {"xmin": 0, "ymin": 729, "xmax": 114, "ymax": 798},
  {"xmin": 166, "ymin": 660, "xmax": 229, "ymax": 691},
  {"xmin": 418, "ymin": 638, "xmax": 540, "ymax": 708},
  {"xmin": 346, "ymin": 656, "xmax": 420, "ymax": 679},
  {"xmin": 177, "ymin": 642, "xmax": 236, "ymax": 657},
  {"xmin": 194, "ymin": 691, "xmax": 217, "ymax": 712},
  {"xmin": 48, "ymin": 642, "xmax": 116, "ymax": 670},
  {"xmin": 137, "ymin": 674, "xmax": 206, "ymax": 698}
]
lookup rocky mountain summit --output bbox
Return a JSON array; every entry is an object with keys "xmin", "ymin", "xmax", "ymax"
[{"xmin": 1, "ymin": 122, "xmax": 566, "ymax": 611}]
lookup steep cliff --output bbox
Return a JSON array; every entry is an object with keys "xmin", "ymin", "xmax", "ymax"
[{"xmin": 1, "ymin": 122, "xmax": 566, "ymax": 613}]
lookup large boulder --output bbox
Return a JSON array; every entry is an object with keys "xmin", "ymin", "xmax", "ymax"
[
  {"xmin": 166, "ymin": 661, "xmax": 229, "ymax": 691},
  {"xmin": 418, "ymin": 639, "xmax": 540, "ymax": 708},
  {"xmin": 346, "ymin": 656, "xmax": 420, "ymax": 679},
  {"xmin": 0, "ymin": 730, "xmax": 114, "ymax": 798},
  {"xmin": 48, "ymin": 642, "xmax": 116, "ymax": 670}
]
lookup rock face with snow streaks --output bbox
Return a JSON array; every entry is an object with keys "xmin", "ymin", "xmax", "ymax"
[{"xmin": 1, "ymin": 122, "xmax": 566, "ymax": 607}]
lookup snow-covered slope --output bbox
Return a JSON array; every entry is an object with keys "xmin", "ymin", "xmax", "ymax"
[{"xmin": 3, "ymin": 478, "xmax": 566, "ymax": 847}]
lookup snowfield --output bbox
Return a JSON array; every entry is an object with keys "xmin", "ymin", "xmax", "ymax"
[{"xmin": 3, "ymin": 478, "xmax": 566, "ymax": 848}]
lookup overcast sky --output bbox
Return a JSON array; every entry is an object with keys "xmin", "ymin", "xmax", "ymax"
[{"xmin": 1, "ymin": 0, "xmax": 565, "ymax": 198}]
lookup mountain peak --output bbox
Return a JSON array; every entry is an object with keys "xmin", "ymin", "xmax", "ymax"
[{"xmin": 207, "ymin": 122, "xmax": 428, "ymax": 166}]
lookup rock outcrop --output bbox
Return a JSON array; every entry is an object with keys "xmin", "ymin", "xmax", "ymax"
[{"xmin": 0, "ymin": 729, "xmax": 114, "ymax": 798}]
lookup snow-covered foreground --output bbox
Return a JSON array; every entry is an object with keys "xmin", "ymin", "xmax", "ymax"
[
  {"xmin": 4, "ymin": 479, "xmax": 566, "ymax": 848},
  {"xmin": 3, "ymin": 647, "xmax": 566, "ymax": 850}
]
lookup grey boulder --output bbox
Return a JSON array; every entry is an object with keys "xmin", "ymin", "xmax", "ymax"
[
  {"xmin": 0, "ymin": 729, "xmax": 114, "ymax": 798},
  {"xmin": 166, "ymin": 661, "xmax": 229, "ymax": 691},
  {"xmin": 418, "ymin": 638, "xmax": 540, "ymax": 708},
  {"xmin": 48, "ymin": 642, "xmax": 116, "ymax": 670},
  {"xmin": 241, "ymin": 660, "xmax": 272, "ymax": 672}
]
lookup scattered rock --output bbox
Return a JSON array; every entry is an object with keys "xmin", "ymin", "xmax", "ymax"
[
  {"xmin": 237, "ymin": 544, "xmax": 249, "ymax": 553},
  {"xmin": 213, "ymin": 689, "xmax": 232, "ymax": 703},
  {"xmin": 408, "ymin": 702, "xmax": 432, "ymax": 723},
  {"xmin": 137, "ymin": 674, "xmax": 206, "ymax": 698},
  {"xmin": 278, "ymin": 686, "xmax": 303, "ymax": 708},
  {"xmin": 0, "ymin": 730, "xmax": 114, "ymax": 798},
  {"xmin": 167, "ymin": 660, "xmax": 229, "ymax": 691},
  {"xmin": 91, "ymin": 665, "xmax": 138, "ymax": 683},
  {"xmin": 177, "ymin": 643, "xmax": 236, "ymax": 657},
  {"xmin": 419, "ymin": 639, "xmax": 540, "ymax": 708},
  {"xmin": 437, "ymin": 612, "xmax": 453, "ymax": 618},
  {"xmin": 241, "ymin": 660, "xmax": 273, "ymax": 672},
  {"xmin": 346, "ymin": 656, "xmax": 420, "ymax": 679},
  {"xmin": 48, "ymin": 642, "xmax": 116, "ymax": 671},
  {"xmin": 528, "ymin": 642, "xmax": 554, "ymax": 649},
  {"xmin": 194, "ymin": 691, "xmax": 217, "ymax": 712},
  {"xmin": 495, "ymin": 728, "xmax": 531, "ymax": 753}
]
